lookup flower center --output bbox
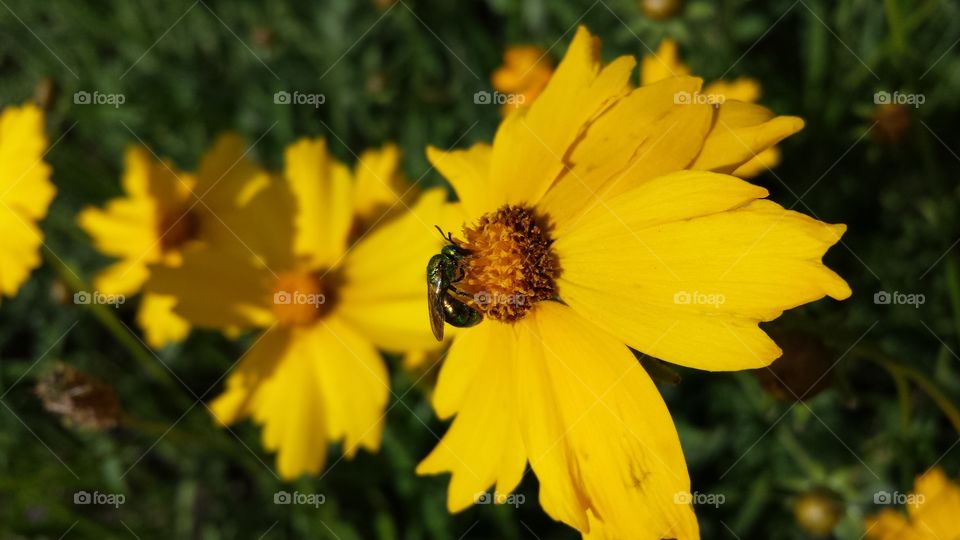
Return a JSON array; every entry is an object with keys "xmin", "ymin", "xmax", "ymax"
[
  {"xmin": 159, "ymin": 209, "xmax": 200, "ymax": 252},
  {"xmin": 271, "ymin": 269, "xmax": 337, "ymax": 326},
  {"xmin": 454, "ymin": 205, "xmax": 559, "ymax": 322}
]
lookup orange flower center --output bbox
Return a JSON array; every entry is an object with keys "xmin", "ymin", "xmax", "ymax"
[
  {"xmin": 271, "ymin": 269, "xmax": 337, "ymax": 326},
  {"xmin": 454, "ymin": 205, "xmax": 559, "ymax": 322}
]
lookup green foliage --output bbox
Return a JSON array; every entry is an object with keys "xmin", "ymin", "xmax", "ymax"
[{"xmin": 1, "ymin": 0, "xmax": 959, "ymax": 538}]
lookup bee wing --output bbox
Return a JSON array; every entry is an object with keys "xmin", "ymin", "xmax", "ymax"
[{"xmin": 427, "ymin": 279, "xmax": 445, "ymax": 341}]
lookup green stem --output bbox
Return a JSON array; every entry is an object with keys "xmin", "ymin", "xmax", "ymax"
[
  {"xmin": 895, "ymin": 364, "xmax": 960, "ymax": 435},
  {"xmin": 854, "ymin": 347, "xmax": 960, "ymax": 435},
  {"xmin": 43, "ymin": 247, "xmax": 183, "ymax": 398},
  {"xmin": 60, "ymin": 279, "xmax": 276, "ymax": 480},
  {"xmin": 121, "ymin": 413, "xmax": 270, "ymax": 481}
]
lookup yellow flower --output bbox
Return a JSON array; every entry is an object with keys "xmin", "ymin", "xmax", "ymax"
[
  {"xmin": 149, "ymin": 138, "xmax": 447, "ymax": 479},
  {"xmin": 866, "ymin": 468, "xmax": 960, "ymax": 540},
  {"xmin": 492, "ymin": 45, "xmax": 554, "ymax": 115},
  {"xmin": 418, "ymin": 26, "xmax": 849, "ymax": 539},
  {"xmin": 641, "ymin": 38, "xmax": 779, "ymax": 178},
  {"xmin": 0, "ymin": 103, "xmax": 55, "ymax": 298},
  {"xmin": 78, "ymin": 134, "xmax": 270, "ymax": 348}
]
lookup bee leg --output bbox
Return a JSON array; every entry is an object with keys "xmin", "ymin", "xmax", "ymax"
[{"xmin": 451, "ymin": 287, "xmax": 473, "ymax": 300}]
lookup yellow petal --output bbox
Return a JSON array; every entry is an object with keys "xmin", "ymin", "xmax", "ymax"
[
  {"xmin": 0, "ymin": 206, "xmax": 43, "ymax": 297},
  {"xmin": 0, "ymin": 103, "xmax": 52, "ymax": 298},
  {"xmin": 137, "ymin": 293, "xmax": 191, "ymax": 349},
  {"xmin": 193, "ymin": 134, "xmax": 272, "ymax": 258},
  {"xmin": 147, "ymin": 247, "xmax": 274, "ymax": 331},
  {"xmin": 247, "ymin": 328, "xmax": 330, "ymax": 479},
  {"xmin": 703, "ymin": 78, "xmax": 761, "ymax": 104},
  {"xmin": 337, "ymin": 189, "xmax": 449, "ymax": 352},
  {"xmin": 864, "ymin": 509, "xmax": 926, "ymax": 540},
  {"xmin": 416, "ymin": 320, "xmax": 527, "ymax": 512},
  {"xmin": 425, "ymin": 143, "xmax": 491, "ymax": 222},
  {"xmin": 214, "ymin": 319, "xmax": 390, "ymax": 479},
  {"xmin": 538, "ymin": 76, "xmax": 711, "ymax": 236},
  {"xmin": 210, "ymin": 326, "xmax": 292, "ymax": 426},
  {"xmin": 309, "ymin": 317, "xmax": 390, "ymax": 456},
  {"xmin": 217, "ymin": 173, "xmax": 297, "ymax": 271},
  {"xmin": 515, "ymin": 302, "xmax": 698, "ymax": 539},
  {"xmin": 491, "ymin": 45, "xmax": 552, "ymax": 94},
  {"xmin": 78, "ymin": 197, "xmax": 160, "ymax": 261},
  {"xmin": 78, "ymin": 146, "xmax": 194, "ymax": 264},
  {"xmin": 640, "ymin": 38, "xmax": 690, "ymax": 85},
  {"xmin": 907, "ymin": 468, "xmax": 960, "ymax": 539},
  {"xmin": 732, "ymin": 146, "xmax": 781, "ymax": 179},
  {"xmin": 352, "ymin": 143, "xmax": 407, "ymax": 218},
  {"xmin": 0, "ymin": 103, "xmax": 54, "ymax": 219},
  {"xmin": 193, "ymin": 133, "xmax": 268, "ymax": 212},
  {"xmin": 119, "ymin": 146, "xmax": 195, "ymax": 215},
  {"xmin": 555, "ymin": 170, "xmax": 850, "ymax": 371},
  {"xmin": 481, "ymin": 27, "xmax": 635, "ymax": 216},
  {"xmin": 91, "ymin": 259, "xmax": 149, "ymax": 296},
  {"xmin": 283, "ymin": 138, "xmax": 353, "ymax": 267},
  {"xmin": 690, "ymin": 100, "xmax": 804, "ymax": 175}
]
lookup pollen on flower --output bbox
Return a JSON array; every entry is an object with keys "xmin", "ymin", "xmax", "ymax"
[
  {"xmin": 272, "ymin": 269, "xmax": 337, "ymax": 326},
  {"xmin": 159, "ymin": 209, "xmax": 200, "ymax": 252},
  {"xmin": 456, "ymin": 205, "xmax": 559, "ymax": 322}
]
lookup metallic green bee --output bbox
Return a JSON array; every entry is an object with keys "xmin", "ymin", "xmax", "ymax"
[{"xmin": 427, "ymin": 227, "xmax": 482, "ymax": 340}]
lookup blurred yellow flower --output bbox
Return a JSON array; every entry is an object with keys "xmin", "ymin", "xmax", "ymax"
[
  {"xmin": 0, "ymin": 103, "xmax": 55, "ymax": 298},
  {"xmin": 866, "ymin": 468, "xmax": 960, "ymax": 540},
  {"xmin": 491, "ymin": 45, "xmax": 554, "ymax": 115},
  {"xmin": 419, "ymin": 26, "xmax": 849, "ymax": 539},
  {"xmin": 150, "ymin": 139, "xmax": 447, "ymax": 479},
  {"xmin": 79, "ymin": 134, "xmax": 270, "ymax": 348},
  {"xmin": 641, "ymin": 38, "xmax": 780, "ymax": 178}
]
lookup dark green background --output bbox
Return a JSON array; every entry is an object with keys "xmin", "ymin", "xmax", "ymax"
[{"xmin": 1, "ymin": 0, "xmax": 959, "ymax": 538}]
